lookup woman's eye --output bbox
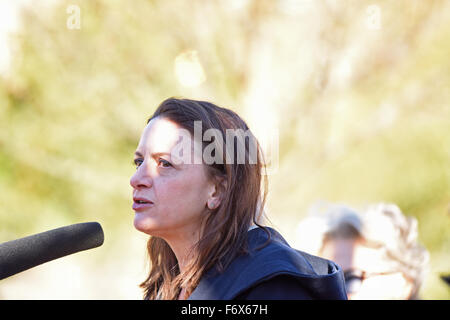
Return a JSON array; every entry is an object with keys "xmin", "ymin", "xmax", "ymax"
[
  {"xmin": 133, "ymin": 158, "xmax": 172, "ymax": 169},
  {"xmin": 134, "ymin": 159, "xmax": 143, "ymax": 169},
  {"xmin": 158, "ymin": 158, "xmax": 172, "ymax": 168}
]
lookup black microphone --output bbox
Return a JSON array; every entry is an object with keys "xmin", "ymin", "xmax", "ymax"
[{"xmin": 0, "ymin": 222, "xmax": 104, "ymax": 280}]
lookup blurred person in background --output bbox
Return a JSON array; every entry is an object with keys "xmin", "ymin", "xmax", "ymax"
[
  {"xmin": 295, "ymin": 202, "xmax": 429, "ymax": 300},
  {"xmin": 129, "ymin": 98, "xmax": 347, "ymax": 300}
]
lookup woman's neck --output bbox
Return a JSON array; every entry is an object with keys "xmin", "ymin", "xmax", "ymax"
[
  {"xmin": 163, "ymin": 226, "xmax": 201, "ymax": 274},
  {"xmin": 178, "ymin": 287, "xmax": 187, "ymax": 300}
]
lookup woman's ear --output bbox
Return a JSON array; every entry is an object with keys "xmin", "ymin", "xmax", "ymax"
[{"xmin": 207, "ymin": 176, "xmax": 227, "ymax": 210}]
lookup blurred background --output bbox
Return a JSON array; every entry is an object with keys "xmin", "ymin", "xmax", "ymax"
[{"xmin": 0, "ymin": 0, "xmax": 449, "ymax": 299}]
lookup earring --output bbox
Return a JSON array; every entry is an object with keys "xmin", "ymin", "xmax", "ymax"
[{"xmin": 207, "ymin": 200, "xmax": 215, "ymax": 210}]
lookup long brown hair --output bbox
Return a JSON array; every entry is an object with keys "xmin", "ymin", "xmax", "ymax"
[{"xmin": 139, "ymin": 97, "xmax": 270, "ymax": 300}]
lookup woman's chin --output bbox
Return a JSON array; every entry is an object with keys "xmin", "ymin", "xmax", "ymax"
[{"xmin": 133, "ymin": 212, "xmax": 158, "ymax": 234}]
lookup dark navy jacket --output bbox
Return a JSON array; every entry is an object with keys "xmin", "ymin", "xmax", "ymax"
[{"xmin": 188, "ymin": 226, "xmax": 347, "ymax": 300}]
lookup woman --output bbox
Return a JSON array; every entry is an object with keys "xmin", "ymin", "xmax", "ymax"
[
  {"xmin": 130, "ymin": 97, "xmax": 347, "ymax": 300},
  {"xmin": 295, "ymin": 202, "xmax": 429, "ymax": 299}
]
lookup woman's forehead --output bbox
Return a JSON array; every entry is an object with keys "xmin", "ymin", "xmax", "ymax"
[
  {"xmin": 137, "ymin": 117, "xmax": 204, "ymax": 165},
  {"xmin": 138, "ymin": 117, "xmax": 185, "ymax": 154}
]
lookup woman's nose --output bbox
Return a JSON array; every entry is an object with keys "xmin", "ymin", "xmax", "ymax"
[{"xmin": 130, "ymin": 164, "xmax": 153, "ymax": 189}]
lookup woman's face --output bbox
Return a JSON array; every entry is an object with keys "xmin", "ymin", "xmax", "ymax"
[
  {"xmin": 320, "ymin": 237, "xmax": 414, "ymax": 300},
  {"xmin": 130, "ymin": 117, "xmax": 215, "ymax": 240}
]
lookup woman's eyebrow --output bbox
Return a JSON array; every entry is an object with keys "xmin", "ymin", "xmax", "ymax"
[
  {"xmin": 134, "ymin": 151, "xmax": 172, "ymax": 158},
  {"xmin": 152, "ymin": 152, "xmax": 172, "ymax": 158}
]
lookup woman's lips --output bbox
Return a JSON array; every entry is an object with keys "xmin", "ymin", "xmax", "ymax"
[{"xmin": 132, "ymin": 200, "xmax": 154, "ymax": 211}]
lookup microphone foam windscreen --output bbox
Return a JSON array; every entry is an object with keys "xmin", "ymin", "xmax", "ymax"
[{"xmin": 0, "ymin": 222, "xmax": 104, "ymax": 280}]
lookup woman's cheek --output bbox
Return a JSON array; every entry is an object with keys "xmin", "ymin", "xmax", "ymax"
[
  {"xmin": 156, "ymin": 178, "xmax": 189, "ymax": 212},
  {"xmin": 163, "ymin": 175, "xmax": 206, "ymax": 217}
]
